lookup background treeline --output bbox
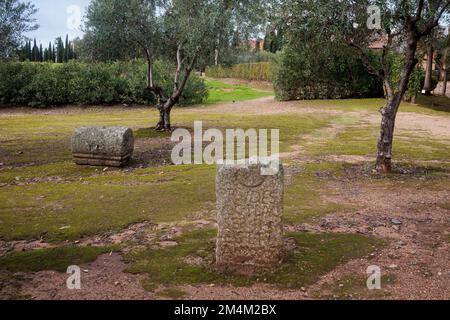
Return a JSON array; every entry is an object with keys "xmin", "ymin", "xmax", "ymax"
[
  {"xmin": 18, "ymin": 35, "xmax": 77, "ymax": 63},
  {"xmin": 0, "ymin": 60, "xmax": 207, "ymax": 107}
]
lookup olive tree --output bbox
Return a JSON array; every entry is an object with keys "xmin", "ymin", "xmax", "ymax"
[
  {"xmin": 283, "ymin": 0, "xmax": 449, "ymax": 173},
  {"xmin": 0, "ymin": 0, "xmax": 38, "ymax": 59},
  {"xmin": 348, "ymin": 0, "xmax": 449, "ymax": 173},
  {"xmin": 84, "ymin": 0, "xmax": 267, "ymax": 131}
]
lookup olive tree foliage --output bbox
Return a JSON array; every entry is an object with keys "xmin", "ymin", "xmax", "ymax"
[
  {"xmin": 0, "ymin": 0, "xmax": 38, "ymax": 59},
  {"xmin": 274, "ymin": 0, "xmax": 383, "ymax": 100},
  {"xmin": 84, "ymin": 0, "xmax": 268, "ymax": 131},
  {"xmin": 208, "ymin": 0, "xmax": 271, "ymax": 67},
  {"xmin": 283, "ymin": 0, "xmax": 449, "ymax": 173}
]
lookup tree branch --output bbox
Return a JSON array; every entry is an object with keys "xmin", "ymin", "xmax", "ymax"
[
  {"xmin": 418, "ymin": 0, "xmax": 450, "ymax": 37},
  {"xmin": 348, "ymin": 42, "xmax": 383, "ymax": 80}
]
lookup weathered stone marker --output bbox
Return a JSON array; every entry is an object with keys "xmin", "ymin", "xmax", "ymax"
[
  {"xmin": 216, "ymin": 161, "xmax": 284, "ymax": 274},
  {"xmin": 71, "ymin": 126, "xmax": 134, "ymax": 167}
]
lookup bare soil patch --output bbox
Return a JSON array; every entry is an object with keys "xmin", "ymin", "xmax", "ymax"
[{"xmin": 21, "ymin": 253, "xmax": 154, "ymax": 300}]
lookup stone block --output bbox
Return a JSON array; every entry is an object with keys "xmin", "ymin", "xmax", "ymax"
[
  {"xmin": 72, "ymin": 126, "xmax": 134, "ymax": 167},
  {"xmin": 216, "ymin": 161, "xmax": 284, "ymax": 274}
]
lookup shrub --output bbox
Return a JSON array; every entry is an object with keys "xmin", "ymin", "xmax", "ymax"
[
  {"xmin": 206, "ymin": 62, "xmax": 273, "ymax": 82},
  {"xmin": 388, "ymin": 53, "xmax": 426, "ymax": 102},
  {"xmin": 273, "ymin": 46, "xmax": 383, "ymax": 101},
  {"xmin": 0, "ymin": 60, "xmax": 208, "ymax": 107}
]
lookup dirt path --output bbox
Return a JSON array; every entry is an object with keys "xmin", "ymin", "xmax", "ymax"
[
  {"xmin": 367, "ymin": 112, "xmax": 450, "ymax": 139},
  {"xmin": 195, "ymin": 96, "xmax": 345, "ymax": 116}
]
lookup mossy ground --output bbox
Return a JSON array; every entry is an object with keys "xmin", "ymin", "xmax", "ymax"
[
  {"xmin": 0, "ymin": 109, "xmax": 334, "ymax": 242},
  {"xmin": 0, "ymin": 82, "xmax": 449, "ymax": 295},
  {"xmin": 125, "ymin": 229, "xmax": 384, "ymax": 290},
  {"xmin": 284, "ymin": 162, "xmax": 353, "ymax": 224}
]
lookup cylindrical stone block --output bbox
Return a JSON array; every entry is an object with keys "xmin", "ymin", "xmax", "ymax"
[
  {"xmin": 71, "ymin": 126, "xmax": 134, "ymax": 167},
  {"xmin": 216, "ymin": 161, "xmax": 284, "ymax": 274}
]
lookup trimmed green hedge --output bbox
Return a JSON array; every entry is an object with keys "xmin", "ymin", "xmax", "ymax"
[
  {"xmin": 0, "ymin": 60, "xmax": 208, "ymax": 107},
  {"xmin": 205, "ymin": 62, "xmax": 273, "ymax": 82}
]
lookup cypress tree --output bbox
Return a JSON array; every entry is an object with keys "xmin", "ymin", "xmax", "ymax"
[
  {"xmin": 69, "ymin": 41, "xmax": 74, "ymax": 60},
  {"xmin": 27, "ymin": 41, "xmax": 31, "ymax": 60},
  {"xmin": 64, "ymin": 34, "xmax": 69, "ymax": 62},
  {"xmin": 39, "ymin": 44, "xmax": 43, "ymax": 62},
  {"xmin": 24, "ymin": 41, "xmax": 29, "ymax": 60},
  {"xmin": 48, "ymin": 42, "xmax": 53, "ymax": 62},
  {"xmin": 32, "ymin": 38, "xmax": 38, "ymax": 61},
  {"xmin": 55, "ymin": 37, "xmax": 64, "ymax": 63}
]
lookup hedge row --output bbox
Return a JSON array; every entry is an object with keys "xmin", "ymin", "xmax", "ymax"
[
  {"xmin": 0, "ymin": 61, "xmax": 208, "ymax": 107},
  {"xmin": 205, "ymin": 62, "xmax": 273, "ymax": 82},
  {"xmin": 273, "ymin": 47, "xmax": 384, "ymax": 100}
]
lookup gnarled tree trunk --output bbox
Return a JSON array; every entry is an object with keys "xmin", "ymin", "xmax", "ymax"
[
  {"xmin": 376, "ymin": 95, "xmax": 401, "ymax": 173},
  {"xmin": 443, "ymin": 70, "xmax": 448, "ymax": 96},
  {"xmin": 156, "ymin": 98, "xmax": 177, "ymax": 132},
  {"xmin": 376, "ymin": 34, "xmax": 419, "ymax": 173},
  {"xmin": 155, "ymin": 46, "xmax": 198, "ymax": 132},
  {"xmin": 423, "ymin": 45, "xmax": 434, "ymax": 95},
  {"xmin": 441, "ymin": 48, "xmax": 449, "ymax": 96}
]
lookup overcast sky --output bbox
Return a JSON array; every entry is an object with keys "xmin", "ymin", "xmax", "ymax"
[{"xmin": 26, "ymin": 0, "xmax": 90, "ymax": 45}]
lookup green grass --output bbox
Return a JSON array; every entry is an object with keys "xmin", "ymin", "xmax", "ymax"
[
  {"xmin": 294, "ymin": 96, "xmax": 450, "ymax": 116},
  {"xmin": 0, "ymin": 106, "xmax": 331, "ymax": 167},
  {"xmin": 0, "ymin": 246, "xmax": 116, "ymax": 272},
  {"xmin": 0, "ymin": 161, "xmax": 352, "ymax": 242},
  {"xmin": 0, "ymin": 80, "xmax": 448, "ymax": 246},
  {"xmin": 0, "ymin": 162, "xmax": 100, "ymax": 184},
  {"xmin": 0, "ymin": 81, "xmax": 448, "ymax": 296},
  {"xmin": 302, "ymin": 116, "xmax": 450, "ymax": 162},
  {"xmin": 0, "ymin": 165, "xmax": 216, "ymax": 242},
  {"xmin": 0, "ymin": 99, "xmax": 447, "ymax": 242},
  {"xmin": 125, "ymin": 229, "xmax": 384, "ymax": 290},
  {"xmin": 205, "ymin": 79, "xmax": 273, "ymax": 104},
  {"xmin": 415, "ymin": 94, "xmax": 450, "ymax": 114},
  {"xmin": 0, "ymin": 107, "xmax": 336, "ymax": 242},
  {"xmin": 284, "ymin": 162, "xmax": 354, "ymax": 224}
]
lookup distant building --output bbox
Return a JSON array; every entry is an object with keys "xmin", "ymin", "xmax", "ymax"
[
  {"xmin": 248, "ymin": 38, "xmax": 264, "ymax": 51},
  {"xmin": 368, "ymin": 35, "xmax": 388, "ymax": 51}
]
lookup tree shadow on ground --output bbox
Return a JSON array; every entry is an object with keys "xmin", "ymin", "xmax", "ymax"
[{"xmin": 416, "ymin": 94, "xmax": 450, "ymax": 113}]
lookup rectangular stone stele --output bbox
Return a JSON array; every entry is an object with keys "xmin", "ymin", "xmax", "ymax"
[
  {"xmin": 71, "ymin": 126, "xmax": 134, "ymax": 167},
  {"xmin": 216, "ymin": 162, "xmax": 284, "ymax": 274}
]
